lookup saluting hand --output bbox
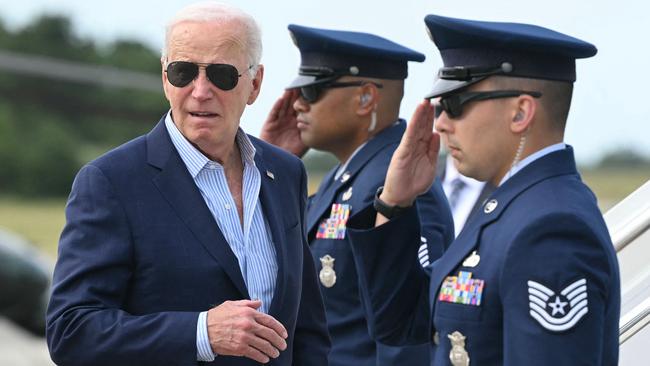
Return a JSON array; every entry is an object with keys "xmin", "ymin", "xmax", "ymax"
[
  {"xmin": 259, "ymin": 89, "xmax": 308, "ymax": 157},
  {"xmin": 380, "ymin": 100, "xmax": 440, "ymax": 209},
  {"xmin": 207, "ymin": 299, "xmax": 288, "ymax": 364}
]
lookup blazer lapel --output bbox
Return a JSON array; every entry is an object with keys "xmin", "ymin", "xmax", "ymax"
[
  {"xmin": 306, "ymin": 168, "xmax": 340, "ymax": 232},
  {"xmin": 253, "ymin": 151, "xmax": 289, "ymax": 316},
  {"xmin": 147, "ymin": 120, "xmax": 249, "ymax": 298}
]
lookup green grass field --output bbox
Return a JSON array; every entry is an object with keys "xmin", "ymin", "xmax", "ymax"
[
  {"xmin": 0, "ymin": 197, "xmax": 66, "ymax": 257},
  {"xmin": 0, "ymin": 168, "xmax": 647, "ymax": 258}
]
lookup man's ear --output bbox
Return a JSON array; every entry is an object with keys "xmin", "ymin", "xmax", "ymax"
[
  {"xmin": 510, "ymin": 94, "xmax": 536, "ymax": 134},
  {"xmin": 161, "ymin": 57, "xmax": 172, "ymax": 104},
  {"xmin": 247, "ymin": 64, "xmax": 264, "ymax": 105},
  {"xmin": 355, "ymin": 83, "xmax": 379, "ymax": 116}
]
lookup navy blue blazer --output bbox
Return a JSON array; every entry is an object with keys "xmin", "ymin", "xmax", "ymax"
[
  {"xmin": 46, "ymin": 117, "xmax": 330, "ymax": 366},
  {"xmin": 306, "ymin": 120, "xmax": 454, "ymax": 366},
  {"xmin": 348, "ymin": 147, "xmax": 620, "ymax": 365}
]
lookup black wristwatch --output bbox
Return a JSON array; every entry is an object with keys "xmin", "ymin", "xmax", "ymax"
[{"xmin": 373, "ymin": 186, "xmax": 411, "ymax": 219}]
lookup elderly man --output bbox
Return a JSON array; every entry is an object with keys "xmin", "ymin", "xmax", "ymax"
[
  {"xmin": 45, "ymin": 2, "xmax": 330, "ymax": 365},
  {"xmin": 261, "ymin": 25, "xmax": 454, "ymax": 366},
  {"xmin": 347, "ymin": 14, "xmax": 620, "ymax": 365}
]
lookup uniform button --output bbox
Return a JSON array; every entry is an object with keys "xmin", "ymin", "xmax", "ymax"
[{"xmin": 433, "ymin": 331, "xmax": 440, "ymax": 345}]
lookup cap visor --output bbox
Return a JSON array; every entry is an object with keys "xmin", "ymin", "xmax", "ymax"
[
  {"xmin": 286, "ymin": 75, "xmax": 339, "ymax": 89},
  {"xmin": 424, "ymin": 77, "xmax": 486, "ymax": 99}
]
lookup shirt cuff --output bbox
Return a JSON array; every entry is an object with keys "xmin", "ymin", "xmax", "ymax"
[{"xmin": 196, "ymin": 311, "xmax": 216, "ymax": 362}]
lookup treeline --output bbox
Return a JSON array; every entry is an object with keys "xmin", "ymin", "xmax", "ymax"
[
  {"xmin": 0, "ymin": 14, "xmax": 647, "ymax": 198},
  {"xmin": 0, "ymin": 14, "xmax": 167, "ymax": 197}
]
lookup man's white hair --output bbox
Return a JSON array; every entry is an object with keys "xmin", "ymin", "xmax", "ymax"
[{"xmin": 161, "ymin": 1, "xmax": 262, "ymax": 76}]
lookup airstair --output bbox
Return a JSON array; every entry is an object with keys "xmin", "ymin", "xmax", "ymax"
[{"xmin": 605, "ymin": 180, "xmax": 650, "ymax": 364}]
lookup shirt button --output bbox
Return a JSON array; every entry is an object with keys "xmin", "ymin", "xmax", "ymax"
[
  {"xmin": 433, "ymin": 331, "xmax": 440, "ymax": 345},
  {"xmin": 225, "ymin": 203, "xmax": 231, "ymax": 210}
]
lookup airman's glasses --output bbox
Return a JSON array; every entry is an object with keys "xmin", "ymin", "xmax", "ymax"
[
  {"xmin": 435, "ymin": 90, "xmax": 542, "ymax": 119},
  {"xmin": 299, "ymin": 81, "xmax": 383, "ymax": 104},
  {"xmin": 165, "ymin": 61, "xmax": 253, "ymax": 90}
]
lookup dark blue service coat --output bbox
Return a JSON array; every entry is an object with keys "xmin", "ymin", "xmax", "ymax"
[
  {"xmin": 348, "ymin": 146, "xmax": 620, "ymax": 365},
  {"xmin": 46, "ymin": 117, "xmax": 331, "ymax": 366},
  {"xmin": 307, "ymin": 120, "xmax": 454, "ymax": 366}
]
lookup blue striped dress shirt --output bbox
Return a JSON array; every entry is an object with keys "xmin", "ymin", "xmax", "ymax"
[{"xmin": 164, "ymin": 113, "xmax": 278, "ymax": 362}]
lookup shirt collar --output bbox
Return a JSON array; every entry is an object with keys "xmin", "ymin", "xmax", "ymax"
[
  {"xmin": 334, "ymin": 119, "xmax": 402, "ymax": 180},
  {"xmin": 164, "ymin": 111, "xmax": 256, "ymax": 178},
  {"xmin": 499, "ymin": 142, "xmax": 566, "ymax": 186},
  {"xmin": 335, "ymin": 142, "xmax": 367, "ymax": 180}
]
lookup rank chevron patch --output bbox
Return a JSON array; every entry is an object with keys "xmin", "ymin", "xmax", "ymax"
[{"xmin": 527, "ymin": 278, "xmax": 589, "ymax": 332}]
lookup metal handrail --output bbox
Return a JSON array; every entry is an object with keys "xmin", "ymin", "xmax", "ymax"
[
  {"xmin": 612, "ymin": 207, "xmax": 650, "ymax": 252},
  {"xmin": 604, "ymin": 180, "xmax": 650, "ymax": 252},
  {"xmin": 619, "ymin": 297, "xmax": 650, "ymax": 344}
]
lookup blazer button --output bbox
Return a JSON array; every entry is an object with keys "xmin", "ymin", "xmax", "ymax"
[{"xmin": 433, "ymin": 331, "xmax": 440, "ymax": 345}]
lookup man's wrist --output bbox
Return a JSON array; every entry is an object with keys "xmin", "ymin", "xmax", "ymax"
[
  {"xmin": 373, "ymin": 186, "xmax": 413, "ymax": 219},
  {"xmin": 197, "ymin": 311, "xmax": 216, "ymax": 361}
]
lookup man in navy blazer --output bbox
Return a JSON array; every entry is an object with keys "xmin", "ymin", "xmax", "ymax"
[
  {"xmin": 261, "ymin": 25, "xmax": 454, "ymax": 366},
  {"xmin": 347, "ymin": 15, "xmax": 620, "ymax": 365},
  {"xmin": 46, "ymin": 2, "xmax": 330, "ymax": 365}
]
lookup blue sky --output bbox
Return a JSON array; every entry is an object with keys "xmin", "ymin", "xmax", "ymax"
[{"xmin": 1, "ymin": 0, "xmax": 648, "ymax": 165}]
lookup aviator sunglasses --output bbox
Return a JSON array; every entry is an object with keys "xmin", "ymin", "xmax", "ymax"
[
  {"xmin": 300, "ymin": 81, "xmax": 383, "ymax": 103},
  {"xmin": 435, "ymin": 90, "xmax": 542, "ymax": 119},
  {"xmin": 165, "ymin": 61, "xmax": 253, "ymax": 90}
]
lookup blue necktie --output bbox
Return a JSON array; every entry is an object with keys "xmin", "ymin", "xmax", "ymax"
[{"xmin": 448, "ymin": 177, "xmax": 467, "ymax": 211}]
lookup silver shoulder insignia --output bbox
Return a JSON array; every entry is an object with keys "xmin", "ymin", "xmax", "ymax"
[{"xmin": 527, "ymin": 278, "xmax": 588, "ymax": 332}]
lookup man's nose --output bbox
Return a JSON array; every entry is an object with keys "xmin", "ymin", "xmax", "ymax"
[
  {"xmin": 434, "ymin": 109, "xmax": 452, "ymax": 134},
  {"xmin": 191, "ymin": 69, "xmax": 214, "ymax": 100},
  {"xmin": 293, "ymin": 94, "xmax": 310, "ymax": 113}
]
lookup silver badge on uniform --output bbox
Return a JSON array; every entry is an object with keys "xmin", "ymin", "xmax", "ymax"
[
  {"xmin": 319, "ymin": 254, "xmax": 337, "ymax": 288},
  {"xmin": 484, "ymin": 199, "xmax": 498, "ymax": 213},
  {"xmin": 527, "ymin": 278, "xmax": 588, "ymax": 332},
  {"xmin": 342, "ymin": 187, "xmax": 353, "ymax": 201},
  {"xmin": 448, "ymin": 331, "xmax": 470, "ymax": 366},
  {"xmin": 462, "ymin": 251, "xmax": 481, "ymax": 267}
]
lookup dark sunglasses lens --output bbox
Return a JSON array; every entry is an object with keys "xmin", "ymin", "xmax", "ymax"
[
  {"xmin": 434, "ymin": 104, "xmax": 443, "ymax": 119},
  {"xmin": 167, "ymin": 62, "xmax": 198, "ymax": 87},
  {"xmin": 300, "ymin": 85, "xmax": 321, "ymax": 103},
  {"xmin": 206, "ymin": 64, "xmax": 239, "ymax": 91},
  {"xmin": 441, "ymin": 97, "xmax": 462, "ymax": 119}
]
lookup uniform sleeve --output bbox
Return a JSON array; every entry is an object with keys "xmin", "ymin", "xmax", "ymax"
[
  {"xmin": 500, "ymin": 213, "xmax": 618, "ymax": 366},
  {"xmin": 415, "ymin": 179, "xmax": 454, "ymax": 266},
  {"xmin": 347, "ymin": 204, "xmax": 432, "ymax": 346},
  {"xmin": 292, "ymin": 163, "xmax": 331, "ymax": 365},
  {"xmin": 46, "ymin": 165, "xmax": 198, "ymax": 366}
]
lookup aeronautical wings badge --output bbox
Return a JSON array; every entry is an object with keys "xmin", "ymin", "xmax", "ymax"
[{"xmin": 527, "ymin": 278, "xmax": 588, "ymax": 332}]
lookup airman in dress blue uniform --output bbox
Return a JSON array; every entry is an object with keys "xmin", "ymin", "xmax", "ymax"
[
  {"xmin": 347, "ymin": 14, "xmax": 621, "ymax": 365},
  {"xmin": 261, "ymin": 24, "xmax": 454, "ymax": 366}
]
